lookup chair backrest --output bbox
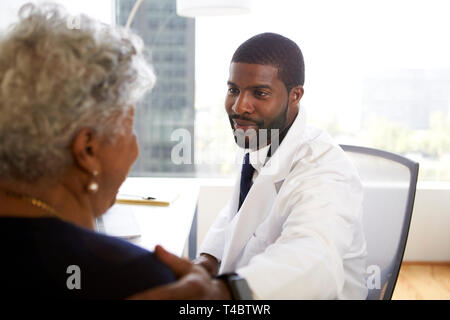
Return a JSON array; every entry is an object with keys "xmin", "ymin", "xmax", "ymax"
[{"xmin": 340, "ymin": 145, "xmax": 419, "ymax": 300}]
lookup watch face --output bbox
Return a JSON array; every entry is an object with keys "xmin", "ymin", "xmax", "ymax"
[{"xmin": 230, "ymin": 276, "xmax": 254, "ymax": 300}]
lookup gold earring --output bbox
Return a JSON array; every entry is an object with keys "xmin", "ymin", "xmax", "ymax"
[{"xmin": 87, "ymin": 170, "xmax": 99, "ymax": 193}]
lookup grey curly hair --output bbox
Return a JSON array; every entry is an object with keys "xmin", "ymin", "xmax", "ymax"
[{"xmin": 0, "ymin": 3, "xmax": 155, "ymax": 181}]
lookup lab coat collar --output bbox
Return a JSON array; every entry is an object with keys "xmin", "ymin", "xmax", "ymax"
[
  {"xmin": 259, "ymin": 106, "xmax": 307, "ymax": 183},
  {"xmin": 247, "ymin": 106, "xmax": 307, "ymax": 179}
]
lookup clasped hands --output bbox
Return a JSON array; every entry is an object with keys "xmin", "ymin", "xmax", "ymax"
[{"xmin": 127, "ymin": 246, "xmax": 230, "ymax": 300}]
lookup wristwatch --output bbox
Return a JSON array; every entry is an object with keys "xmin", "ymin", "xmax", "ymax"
[{"xmin": 216, "ymin": 273, "xmax": 254, "ymax": 300}]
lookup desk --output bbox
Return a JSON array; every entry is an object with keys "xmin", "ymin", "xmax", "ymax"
[{"xmin": 110, "ymin": 177, "xmax": 199, "ymax": 258}]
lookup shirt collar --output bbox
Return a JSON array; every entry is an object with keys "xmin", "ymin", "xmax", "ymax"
[{"xmin": 248, "ymin": 144, "xmax": 271, "ymax": 173}]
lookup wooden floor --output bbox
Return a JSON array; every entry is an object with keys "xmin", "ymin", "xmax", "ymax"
[{"xmin": 392, "ymin": 262, "xmax": 450, "ymax": 300}]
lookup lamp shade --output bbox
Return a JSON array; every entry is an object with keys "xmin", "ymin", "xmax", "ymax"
[{"xmin": 176, "ymin": 0, "xmax": 251, "ymax": 17}]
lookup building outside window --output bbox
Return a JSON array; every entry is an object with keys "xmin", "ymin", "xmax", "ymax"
[{"xmin": 116, "ymin": 0, "xmax": 196, "ymax": 177}]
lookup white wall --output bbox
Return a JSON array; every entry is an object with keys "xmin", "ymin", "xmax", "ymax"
[
  {"xmin": 197, "ymin": 179, "xmax": 235, "ymax": 252},
  {"xmin": 197, "ymin": 182, "xmax": 450, "ymax": 262},
  {"xmin": 0, "ymin": 0, "xmax": 114, "ymax": 31},
  {"xmin": 403, "ymin": 184, "xmax": 450, "ymax": 261}
]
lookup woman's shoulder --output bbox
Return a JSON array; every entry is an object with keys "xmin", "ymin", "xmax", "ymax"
[{"xmin": 2, "ymin": 216, "xmax": 149, "ymax": 259}]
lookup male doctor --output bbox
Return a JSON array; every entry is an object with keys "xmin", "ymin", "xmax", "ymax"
[
  {"xmin": 129, "ymin": 33, "xmax": 368, "ymax": 300},
  {"xmin": 193, "ymin": 32, "xmax": 368, "ymax": 300}
]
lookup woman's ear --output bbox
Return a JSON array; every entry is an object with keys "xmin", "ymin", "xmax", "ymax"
[
  {"xmin": 290, "ymin": 85, "xmax": 304, "ymax": 106},
  {"xmin": 71, "ymin": 128, "xmax": 101, "ymax": 175}
]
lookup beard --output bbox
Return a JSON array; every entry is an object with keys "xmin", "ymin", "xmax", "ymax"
[{"xmin": 229, "ymin": 102, "xmax": 288, "ymax": 150}]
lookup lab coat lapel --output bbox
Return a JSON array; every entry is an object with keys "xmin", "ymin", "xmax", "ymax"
[{"xmin": 221, "ymin": 172, "xmax": 277, "ymax": 270}]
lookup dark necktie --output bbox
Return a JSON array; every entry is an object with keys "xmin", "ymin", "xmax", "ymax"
[{"xmin": 238, "ymin": 152, "xmax": 255, "ymax": 211}]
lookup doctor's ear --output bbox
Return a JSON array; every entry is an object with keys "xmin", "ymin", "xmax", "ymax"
[{"xmin": 290, "ymin": 86, "xmax": 304, "ymax": 105}]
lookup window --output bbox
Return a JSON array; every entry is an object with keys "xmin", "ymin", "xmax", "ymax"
[
  {"xmin": 3, "ymin": 0, "xmax": 448, "ymax": 181},
  {"xmin": 193, "ymin": 0, "xmax": 450, "ymax": 181}
]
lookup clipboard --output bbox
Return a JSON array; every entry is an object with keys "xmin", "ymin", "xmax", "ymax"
[{"xmin": 116, "ymin": 192, "xmax": 179, "ymax": 207}]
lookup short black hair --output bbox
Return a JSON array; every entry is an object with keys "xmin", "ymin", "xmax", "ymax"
[{"xmin": 231, "ymin": 32, "xmax": 305, "ymax": 92}]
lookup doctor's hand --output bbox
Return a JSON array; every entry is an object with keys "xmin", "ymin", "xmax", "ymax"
[
  {"xmin": 192, "ymin": 253, "xmax": 220, "ymax": 277},
  {"xmin": 126, "ymin": 245, "xmax": 231, "ymax": 300}
]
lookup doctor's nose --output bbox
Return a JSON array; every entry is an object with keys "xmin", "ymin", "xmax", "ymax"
[{"xmin": 232, "ymin": 93, "xmax": 255, "ymax": 115}]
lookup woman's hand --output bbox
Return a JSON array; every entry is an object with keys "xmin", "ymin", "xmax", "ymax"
[{"xmin": 126, "ymin": 245, "xmax": 231, "ymax": 300}]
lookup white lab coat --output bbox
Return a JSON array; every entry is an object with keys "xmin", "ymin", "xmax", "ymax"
[{"xmin": 200, "ymin": 107, "xmax": 368, "ymax": 299}]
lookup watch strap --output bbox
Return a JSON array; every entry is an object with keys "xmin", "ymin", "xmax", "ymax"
[{"xmin": 216, "ymin": 273, "xmax": 253, "ymax": 300}]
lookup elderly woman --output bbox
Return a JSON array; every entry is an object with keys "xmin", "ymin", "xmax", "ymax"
[{"xmin": 0, "ymin": 4, "xmax": 176, "ymax": 298}]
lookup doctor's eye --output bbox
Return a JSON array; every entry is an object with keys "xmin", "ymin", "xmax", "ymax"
[
  {"xmin": 254, "ymin": 90, "xmax": 270, "ymax": 98},
  {"xmin": 227, "ymin": 87, "xmax": 239, "ymax": 95}
]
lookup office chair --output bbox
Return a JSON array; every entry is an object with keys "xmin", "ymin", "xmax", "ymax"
[{"xmin": 340, "ymin": 145, "xmax": 419, "ymax": 300}]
